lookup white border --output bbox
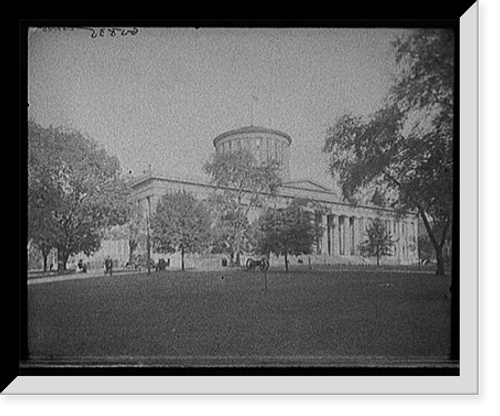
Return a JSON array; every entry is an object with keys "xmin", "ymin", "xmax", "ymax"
[{"xmin": 7, "ymin": 9, "xmax": 478, "ymax": 394}]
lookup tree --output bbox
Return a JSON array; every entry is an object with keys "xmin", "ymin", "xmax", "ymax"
[
  {"xmin": 255, "ymin": 199, "xmax": 323, "ymax": 272},
  {"xmin": 150, "ymin": 191, "xmax": 211, "ymax": 271},
  {"xmin": 323, "ymin": 29, "xmax": 454, "ymax": 276},
  {"xmin": 371, "ymin": 188, "xmax": 387, "ymax": 208},
  {"xmin": 417, "ymin": 233, "xmax": 435, "ymax": 265},
  {"xmin": 103, "ymin": 201, "xmax": 145, "ymax": 266},
  {"xmin": 210, "ymin": 210, "xmax": 251, "ymax": 266},
  {"xmin": 28, "ymin": 190, "xmax": 59, "ymax": 271},
  {"xmin": 359, "ymin": 218, "xmax": 394, "ymax": 267},
  {"xmin": 126, "ymin": 202, "xmax": 145, "ymax": 266},
  {"xmin": 204, "ymin": 149, "xmax": 282, "ymax": 266},
  {"xmin": 28, "ymin": 121, "xmax": 62, "ymax": 271},
  {"xmin": 28, "ymin": 121, "xmax": 129, "ymax": 270}
]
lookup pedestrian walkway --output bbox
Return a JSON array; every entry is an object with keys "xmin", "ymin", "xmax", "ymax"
[
  {"xmin": 27, "ymin": 264, "xmax": 441, "ymax": 286},
  {"xmin": 27, "ymin": 269, "xmax": 142, "ymax": 285}
]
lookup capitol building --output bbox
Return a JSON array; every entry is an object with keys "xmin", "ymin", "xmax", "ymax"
[{"xmin": 126, "ymin": 125, "xmax": 419, "ymax": 269}]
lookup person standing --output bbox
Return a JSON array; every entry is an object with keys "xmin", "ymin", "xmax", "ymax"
[{"xmin": 104, "ymin": 257, "xmax": 113, "ymax": 276}]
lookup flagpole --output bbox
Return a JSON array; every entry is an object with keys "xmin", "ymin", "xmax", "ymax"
[
  {"xmin": 251, "ymin": 98, "xmax": 254, "ymax": 126},
  {"xmin": 251, "ymin": 96, "xmax": 254, "ymax": 126},
  {"xmin": 250, "ymin": 94, "xmax": 258, "ymax": 126}
]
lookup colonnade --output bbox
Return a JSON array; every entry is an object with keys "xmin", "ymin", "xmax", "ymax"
[
  {"xmin": 314, "ymin": 212, "xmax": 419, "ymax": 263},
  {"xmin": 135, "ymin": 191, "xmax": 419, "ymax": 265}
]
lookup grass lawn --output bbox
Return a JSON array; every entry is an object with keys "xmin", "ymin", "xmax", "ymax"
[{"xmin": 26, "ymin": 267, "xmax": 452, "ymax": 366}]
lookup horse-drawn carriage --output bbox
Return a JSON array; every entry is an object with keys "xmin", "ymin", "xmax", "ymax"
[{"xmin": 245, "ymin": 256, "xmax": 270, "ymax": 272}]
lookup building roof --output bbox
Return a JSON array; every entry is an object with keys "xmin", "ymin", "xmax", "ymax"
[
  {"xmin": 283, "ymin": 180, "xmax": 332, "ymax": 192},
  {"xmin": 212, "ymin": 125, "xmax": 292, "ymax": 147},
  {"xmin": 131, "ymin": 171, "xmax": 418, "ymax": 217}
]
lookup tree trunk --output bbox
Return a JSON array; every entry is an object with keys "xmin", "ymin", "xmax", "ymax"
[
  {"xmin": 146, "ymin": 236, "xmax": 151, "ymax": 275},
  {"xmin": 417, "ymin": 206, "xmax": 448, "ymax": 276},
  {"xmin": 381, "ymin": 171, "xmax": 451, "ymax": 276},
  {"xmin": 59, "ymin": 250, "xmax": 69, "ymax": 272},
  {"xmin": 39, "ymin": 243, "xmax": 52, "ymax": 272},
  {"xmin": 435, "ymin": 247, "xmax": 445, "ymax": 276},
  {"xmin": 128, "ymin": 240, "xmax": 137, "ymax": 265},
  {"xmin": 235, "ymin": 230, "xmax": 242, "ymax": 267},
  {"xmin": 181, "ymin": 246, "xmax": 185, "ymax": 271},
  {"xmin": 284, "ymin": 251, "xmax": 289, "ymax": 272}
]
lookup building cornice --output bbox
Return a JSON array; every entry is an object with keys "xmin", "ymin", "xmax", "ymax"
[
  {"xmin": 213, "ymin": 125, "xmax": 292, "ymax": 148},
  {"xmin": 131, "ymin": 172, "xmax": 418, "ymax": 217}
]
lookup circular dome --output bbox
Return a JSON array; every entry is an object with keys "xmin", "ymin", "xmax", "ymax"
[{"xmin": 212, "ymin": 125, "xmax": 291, "ymax": 181}]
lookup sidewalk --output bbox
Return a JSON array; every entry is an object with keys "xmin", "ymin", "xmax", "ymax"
[
  {"xmin": 27, "ymin": 269, "xmax": 144, "ymax": 285},
  {"xmin": 27, "ymin": 266, "xmax": 230, "ymax": 285}
]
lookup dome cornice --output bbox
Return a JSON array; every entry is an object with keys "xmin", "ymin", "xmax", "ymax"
[{"xmin": 213, "ymin": 125, "xmax": 292, "ymax": 147}]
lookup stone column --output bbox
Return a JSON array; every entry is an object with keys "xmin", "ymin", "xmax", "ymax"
[
  {"xmin": 408, "ymin": 221, "xmax": 412, "ymax": 260},
  {"xmin": 331, "ymin": 214, "xmax": 338, "ymax": 256},
  {"xmin": 345, "ymin": 217, "xmax": 352, "ymax": 256},
  {"xmin": 359, "ymin": 217, "xmax": 367, "ymax": 246},
  {"xmin": 328, "ymin": 214, "xmax": 335, "ymax": 256},
  {"xmin": 338, "ymin": 216, "xmax": 344, "ymax": 256},
  {"xmin": 321, "ymin": 214, "xmax": 328, "ymax": 256},
  {"xmin": 406, "ymin": 221, "xmax": 411, "ymax": 261},
  {"xmin": 395, "ymin": 220, "xmax": 401, "ymax": 262},
  {"xmin": 396, "ymin": 219, "xmax": 400, "ymax": 260},
  {"xmin": 389, "ymin": 219, "xmax": 396, "ymax": 256},
  {"xmin": 354, "ymin": 216, "xmax": 363, "ymax": 255},
  {"xmin": 408, "ymin": 221, "xmax": 417, "ymax": 263},
  {"xmin": 401, "ymin": 221, "xmax": 407, "ymax": 262},
  {"xmin": 357, "ymin": 217, "xmax": 363, "ymax": 248},
  {"xmin": 400, "ymin": 221, "xmax": 405, "ymax": 262},
  {"xmin": 326, "ymin": 214, "xmax": 332, "ymax": 255},
  {"xmin": 353, "ymin": 217, "xmax": 358, "ymax": 255},
  {"xmin": 413, "ymin": 221, "xmax": 419, "ymax": 263},
  {"xmin": 347, "ymin": 217, "xmax": 352, "ymax": 255},
  {"xmin": 315, "ymin": 211, "xmax": 322, "ymax": 255}
]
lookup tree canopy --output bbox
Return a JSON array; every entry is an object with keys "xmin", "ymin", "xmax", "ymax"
[
  {"xmin": 255, "ymin": 199, "xmax": 323, "ymax": 271},
  {"xmin": 28, "ymin": 121, "xmax": 129, "ymax": 270},
  {"xmin": 323, "ymin": 29, "xmax": 454, "ymax": 275},
  {"xmin": 150, "ymin": 191, "xmax": 211, "ymax": 271},
  {"xmin": 359, "ymin": 218, "xmax": 395, "ymax": 267},
  {"xmin": 204, "ymin": 149, "xmax": 282, "ymax": 265}
]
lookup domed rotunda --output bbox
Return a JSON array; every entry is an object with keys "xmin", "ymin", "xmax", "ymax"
[{"xmin": 212, "ymin": 126, "xmax": 292, "ymax": 182}]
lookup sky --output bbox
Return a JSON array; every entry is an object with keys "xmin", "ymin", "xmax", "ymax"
[{"xmin": 27, "ymin": 26, "xmax": 406, "ymax": 188}]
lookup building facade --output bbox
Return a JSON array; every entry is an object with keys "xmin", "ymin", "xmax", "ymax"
[{"xmin": 130, "ymin": 126, "xmax": 419, "ymax": 269}]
